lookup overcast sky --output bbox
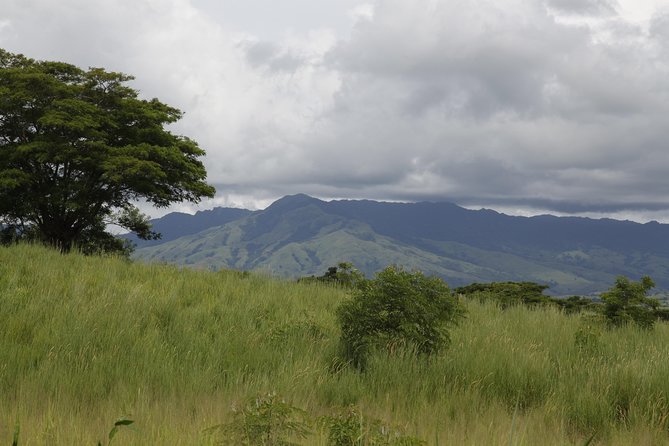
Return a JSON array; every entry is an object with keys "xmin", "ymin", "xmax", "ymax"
[{"xmin": 2, "ymin": 0, "xmax": 668, "ymax": 222}]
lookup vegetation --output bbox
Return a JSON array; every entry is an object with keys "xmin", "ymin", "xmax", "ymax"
[
  {"xmin": 299, "ymin": 262, "xmax": 364, "ymax": 288},
  {"xmin": 204, "ymin": 393, "xmax": 310, "ymax": 445},
  {"xmin": 3, "ymin": 244, "xmax": 669, "ymax": 444},
  {"xmin": 455, "ymin": 281, "xmax": 551, "ymax": 308},
  {"xmin": 456, "ymin": 280, "xmax": 667, "ymax": 323},
  {"xmin": 318, "ymin": 406, "xmax": 425, "ymax": 445},
  {"xmin": 337, "ymin": 266, "xmax": 464, "ymax": 370},
  {"xmin": 600, "ymin": 275, "xmax": 659, "ymax": 329},
  {"xmin": 0, "ymin": 49, "xmax": 215, "ymax": 254}
]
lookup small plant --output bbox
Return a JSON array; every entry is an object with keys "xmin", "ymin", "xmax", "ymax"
[
  {"xmin": 337, "ymin": 266, "xmax": 464, "ymax": 370},
  {"xmin": 318, "ymin": 406, "xmax": 425, "ymax": 446},
  {"xmin": 600, "ymin": 275, "xmax": 659, "ymax": 329},
  {"xmin": 97, "ymin": 417, "xmax": 135, "ymax": 446},
  {"xmin": 574, "ymin": 323, "xmax": 602, "ymax": 354},
  {"xmin": 205, "ymin": 392, "xmax": 311, "ymax": 445}
]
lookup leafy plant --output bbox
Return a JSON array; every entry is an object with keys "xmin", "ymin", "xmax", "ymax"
[
  {"xmin": 337, "ymin": 266, "xmax": 465, "ymax": 370},
  {"xmin": 600, "ymin": 276, "xmax": 659, "ymax": 329},
  {"xmin": 574, "ymin": 322, "xmax": 602, "ymax": 354},
  {"xmin": 318, "ymin": 406, "xmax": 425, "ymax": 446},
  {"xmin": 205, "ymin": 392, "xmax": 311, "ymax": 445}
]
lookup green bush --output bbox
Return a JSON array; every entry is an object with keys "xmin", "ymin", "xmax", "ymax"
[
  {"xmin": 337, "ymin": 266, "xmax": 464, "ymax": 370},
  {"xmin": 319, "ymin": 406, "xmax": 425, "ymax": 446},
  {"xmin": 574, "ymin": 321, "xmax": 602, "ymax": 354},
  {"xmin": 204, "ymin": 393, "xmax": 310, "ymax": 445},
  {"xmin": 601, "ymin": 276, "xmax": 659, "ymax": 329}
]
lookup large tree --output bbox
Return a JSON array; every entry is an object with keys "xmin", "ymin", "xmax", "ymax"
[{"xmin": 0, "ymin": 49, "xmax": 215, "ymax": 253}]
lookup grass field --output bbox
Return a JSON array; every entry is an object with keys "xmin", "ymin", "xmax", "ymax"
[{"xmin": 1, "ymin": 244, "xmax": 669, "ymax": 445}]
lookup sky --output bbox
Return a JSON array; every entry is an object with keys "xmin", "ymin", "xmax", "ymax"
[{"xmin": 2, "ymin": 0, "xmax": 669, "ymax": 222}]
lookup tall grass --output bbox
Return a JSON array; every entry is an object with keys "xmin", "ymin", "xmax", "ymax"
[{"xmin": 1, "ymin": 244, "xmax": 669, "ymax": 444}]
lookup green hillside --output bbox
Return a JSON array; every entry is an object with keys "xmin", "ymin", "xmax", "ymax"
[
  {"xmin": 2, "ymin": 244, "xmax": 669, "ymax": 444},
  {"xmin": 133, "ymin": 195, "xmax": 669, "ymax": 295}
]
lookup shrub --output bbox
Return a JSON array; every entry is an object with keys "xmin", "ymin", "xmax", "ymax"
[
  {"xmin": 574, "ymin": 322, "xmax": 602, "ymax": 354},
  {"xmin": 204, "ymin": 393, "xmax": 310, "ymax": 445},
  {"xmin": 337, "ymin": 266, "xmax": 464, "ymax": 370},
  {"xmin": 318, "ymin": 406, "xmax": 425, "ymax": 446},
  {"xmin": 600, "ymin": 276, "xmax": 659, "ymax": 329}
]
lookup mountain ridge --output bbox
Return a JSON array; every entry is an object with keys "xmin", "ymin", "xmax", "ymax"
[{"xmin": 131, "ymin": 194, "xmax": 669, "ymax": 295}]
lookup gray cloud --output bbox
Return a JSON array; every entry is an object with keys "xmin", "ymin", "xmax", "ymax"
[
  {"xmin": 284, "ymin": 0, "xmax": 669, "ymax": 219},
  {"xmin": 1, "ymin": 0, "xmax": 668, "ymax": 222},
  {"xmin": 239, "ymin": 40, "xmax": 307, "ymax": 72},
  {"xmin": 547, "ymin": 0, "xmax": 618, "ymax": 15}
]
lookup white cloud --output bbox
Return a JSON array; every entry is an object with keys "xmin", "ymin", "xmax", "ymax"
[{"xmin": 349, "ymin": 3, "xmax": 375, "ymax": 21}]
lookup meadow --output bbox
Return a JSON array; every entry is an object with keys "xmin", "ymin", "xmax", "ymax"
[{"xmin": 1, "ymin": 244, "xmax": 669, "ymax": 445}]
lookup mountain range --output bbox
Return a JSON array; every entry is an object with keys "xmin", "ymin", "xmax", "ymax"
[{"xmin": 130, "ymin": 194, "xmax": 669, "ymax": 295}]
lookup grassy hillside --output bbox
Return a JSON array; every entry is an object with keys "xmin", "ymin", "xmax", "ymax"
[{"xmin": 2, "ymin": 244, "xmax": 669, "ymax": 444}]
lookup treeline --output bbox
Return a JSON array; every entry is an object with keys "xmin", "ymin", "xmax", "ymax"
[
  {"xmin": 302, "ymin": 263, "xmax": 669, "ymax": 370},
  {"xmin": 454, "ymin": 277, "xmax": 669, "ymax": 325}
]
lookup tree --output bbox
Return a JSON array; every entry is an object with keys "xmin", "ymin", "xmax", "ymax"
[
  {"xmin": 337, "ymin": 266, "xmax": 465, "ymax": 370},
  {"xmin": 0, "ymin": 49, "xmax": 215, "ymax": 253},
  {"xmin": 600, "ymin": 275, "xmax": 659, "ymax": 329}
]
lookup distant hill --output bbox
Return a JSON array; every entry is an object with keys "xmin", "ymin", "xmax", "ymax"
[
  {"xmin": 124, "ymin": 207, "xmax": 252, "ymax": 248},
  {"xmin": 132, "ymin": 194, "xmax": 669, "ymax": 295}
]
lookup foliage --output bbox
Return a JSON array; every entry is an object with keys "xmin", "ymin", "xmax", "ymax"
[
  {"xmin": 0, "ymin": 49, "xmax": 215, "ymax": 254},
  {"xmin": 456, "ymin": 282, "xmax": 608, "ymax": 316},
  {"xmin": 205, "ymin": 393, "xmax": 310, "ymax": 445},
  {"xmin": 655, "ymin": 307, "xmax": 669, "ymax": 322},
  {"xmin": 300, "ymin": 262, "xmax": 365, "ymax": 288},
  {"xmin": 337, "ymin": 266, "xmax": 465, "ymax": 370},
  {"xmin": 455, "ymin": 281, "xmax": 551, "ymax": 309},
  {"xmin": 552, "ymin": 295, "xmax": 599, "ymax": 314},
  {"xmin": 574, "ymin": 319, "xmax": 602, "ymax": 354},
  {"xmin": 600, "ymin": 276, "xmax": 660, "ymax": 329},
  {"xmin": 318, "ymin": 407, "xmax": 425, "ymax": 446}
]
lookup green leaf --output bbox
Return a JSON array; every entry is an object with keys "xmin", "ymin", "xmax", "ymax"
[{"xmin": 114, "ymin": 418, "xmax": 135, "ymax": 427}]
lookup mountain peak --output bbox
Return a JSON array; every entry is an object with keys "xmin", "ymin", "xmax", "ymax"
[{"xmin": 265, "ymin": 194, "xmax": 323, "ymax": 212}]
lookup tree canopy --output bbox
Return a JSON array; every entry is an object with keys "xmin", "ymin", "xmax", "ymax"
[
  {"xmin": 0, "ymin": 49, "xmax": 215, "ymax": 253},
  {"xmin": 601, "ymin": 275, "xmax": 659, "ymax": 329}
]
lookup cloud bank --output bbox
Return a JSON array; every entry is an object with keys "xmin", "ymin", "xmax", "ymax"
[{"xmin": 1, "ymin": 0, "xmax": 668, "ymax": 220}]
